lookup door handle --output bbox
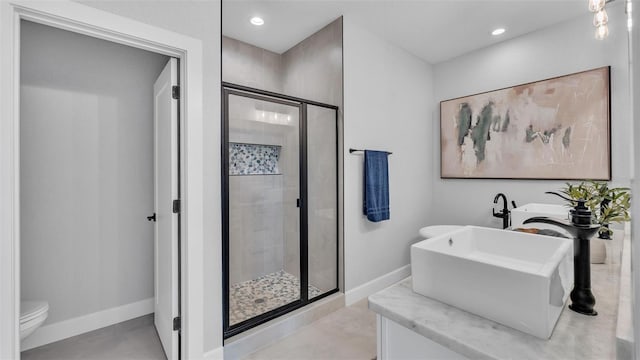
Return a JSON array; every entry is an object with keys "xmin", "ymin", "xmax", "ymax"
[{"xmin": 147, "ymin": 213, "xmax": 156, "ymax": 222}]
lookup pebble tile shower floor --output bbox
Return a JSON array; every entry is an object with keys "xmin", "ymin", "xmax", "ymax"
[{"xmin": 230, "ymin": 270, "xmax": 323, "ymax": 325}]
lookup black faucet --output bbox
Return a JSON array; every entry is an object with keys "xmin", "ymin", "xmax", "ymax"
[
  {"xmin": 523, "ymin": 191, "xmax": 603, "ymax": 316},
  {"xmin": 492, "ymin": 193, "xmax": 511, "ymax": 229}
]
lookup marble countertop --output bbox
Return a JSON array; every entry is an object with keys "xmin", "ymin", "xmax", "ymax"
[{"xmin": 369, "ymin": 238, "xmax": 623, "ymax": 359}]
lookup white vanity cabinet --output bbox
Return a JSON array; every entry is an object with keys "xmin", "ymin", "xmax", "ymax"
[{"xmin": 377, "ymin": 315, "xmax": 468, "ymax": 360}]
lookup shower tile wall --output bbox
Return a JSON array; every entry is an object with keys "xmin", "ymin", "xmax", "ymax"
[
  {"xmin": 228, "ymin": 97, "xmax": 291, "ymax": 284},
  {"xmin": 281, "ymin": 19, "xmax": 343, "ymax": 291},
  {"xmin": 282, "ymin": 126, "xmax": 301, "ymax": 279},
  {"xmin": 222, "ymin": 36, "xmax": 283, "ymax": 93},
  {"xmin": 282, "ymin": 115, "xmax": 300, "ymax": 279},
  {"xmin": 282, "ymin": 18, "xmax": 343, "ymax": 107},
  {"xmin": 229, "ymin": 175, "xmax": 284, "ymax": 284},
  {"xmin": 223, "ymin": 18, "xmax": 342, "ymax": 292}
]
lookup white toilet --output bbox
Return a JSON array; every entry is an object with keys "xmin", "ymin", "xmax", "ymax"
[
  {"xmin": 418, "ymin": 225, "xmax": 464, "ymax": 239},
  {"xmin": 20, "ymin": 301, "xmax": 49, "ymax": 340}
]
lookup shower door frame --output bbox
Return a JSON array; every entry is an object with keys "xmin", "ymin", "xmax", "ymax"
[{"xmin": 222, "ymin": 82, "xmax": 339, "ymax": 338}]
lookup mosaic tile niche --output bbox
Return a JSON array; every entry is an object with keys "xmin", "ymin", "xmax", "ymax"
[{"xmin": 229, "ymin": 142, "xmax": 281, "ymax": 175}]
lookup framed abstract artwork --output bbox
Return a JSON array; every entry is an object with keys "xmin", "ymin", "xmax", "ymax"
[{"xmin": 440, "ymin": 66, "xmax": 611, "ymax": 180}]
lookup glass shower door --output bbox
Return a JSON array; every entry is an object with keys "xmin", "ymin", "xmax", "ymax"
[
  {"xmin": 225, "ymin": 91, "xmax": 301, "ymax": 328},
  {"xmin": 306, "ymin": 104, "xmax": 338, "ymax": 299}
]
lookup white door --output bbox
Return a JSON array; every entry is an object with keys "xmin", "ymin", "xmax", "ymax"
[{"xmin": 153, "ymin": 57, "xmax": 179, "ymax": 360}]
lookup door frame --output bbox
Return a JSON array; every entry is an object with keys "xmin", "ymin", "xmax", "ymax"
[{"xmin": 0, "ymin": 2, "xmax": 204, "ymax": 359}]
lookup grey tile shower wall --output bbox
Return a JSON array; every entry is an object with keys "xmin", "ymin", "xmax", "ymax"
[
  {"xmin": 222, "ymin": 18, "xmax": 342, "ymax": 106},
  {"xmin": 229, "ymin": 143, "xmax": 281, "ymax": 175},
  {"xmin": 223, "ymin": 17, "xmax": 342, "ymax": 291},
  {"xmin": 222, "ymin": 36, "xmax": 284, "ymax": 93},
  {"xmin": 281, "ymin": 123, "xmax": 301, "ymax": 279},
  {"xmin": 229, "ymin": 175, "xmax": 285, "ymax": 285},
  {"xmin": 227, "ymin": 103, "xmax": 300, "ymax": 285},
  {"xmin": 281, "ymin": 18, "xmax": 343, "ymax": 290},
  {"xmin": 228, "ymin": 103, "xmax": 293, "ymax": 285},
  {"xmin": 282, "ymin": 18, "xmax": 343, "ymax": 107}
]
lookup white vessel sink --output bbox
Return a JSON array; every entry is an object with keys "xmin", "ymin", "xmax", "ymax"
[
  {"xmin": 418, "ymin": 225, "xmax": 464, "ymax": 239},
  {"xmin": 411, "ymin": 226, "xmax": 573, "ymax": 339},
  {"xmin": 511, "ymin": 203, "xmax": 569, "ymax": 230}
]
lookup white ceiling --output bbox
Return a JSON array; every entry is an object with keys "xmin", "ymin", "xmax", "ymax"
[{"xmin": 222, "ymin": 0, "xmax": 591, "ymax": 64}]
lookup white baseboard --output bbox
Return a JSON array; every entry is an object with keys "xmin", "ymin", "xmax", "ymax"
[
  {"xmin": 203, "ymin": 346, "xmax": 224, "ymax": 360},
  {"xmin": 21, "ymin": 297, "xmax": 154, "ymax": 351},
  {"xmin": 345, "ymin": 265, "xmax": 411, "ymax": 306}
]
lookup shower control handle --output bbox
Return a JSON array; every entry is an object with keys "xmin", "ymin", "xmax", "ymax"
[
  {"xmin": 296, "ymin": 199, "xmax": 300, "ymax": 208},
  {"xmin": 147, "ymin": 213, "xmax": 156, "ymax": 222}
]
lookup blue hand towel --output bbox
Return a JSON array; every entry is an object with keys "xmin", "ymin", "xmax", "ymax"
[{"xmin": 363, "ymin": 150, "xmax": 390, "ymax": 222}]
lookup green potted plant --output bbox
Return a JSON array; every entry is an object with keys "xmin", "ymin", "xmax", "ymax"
[{"xmin": 559, "ymin": 180, "xmax": 630, "ymax": 239}]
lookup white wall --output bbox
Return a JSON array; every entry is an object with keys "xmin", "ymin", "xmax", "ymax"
[
  {"xmin": 343, "ymin": 18, "xmax": 434, "ymax": 292},
  {"xmin": 631, "ymin": 0, "xmax": 639, "ymax": 356},
  {"xmin": 76, "ymin": 0, "xmax": 223, "ymax": 353},
  {"xmin": 20, "ymin": 20, "xmax": 168, "ymax": 325},
  {"xmin": 431, "ymin": 6, "xmax": 630, "ymax": 228}
]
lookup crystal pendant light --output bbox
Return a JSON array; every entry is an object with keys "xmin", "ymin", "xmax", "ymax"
[
  {"xmin": 589, "ymin": 0, "xmax": 606, "ymax": 12},
  {"xmin": 589, "ymin": 0, "xmax": 609, "ymax": 39},
  {"xmin": 593, "ymin": 9, "xmax": 609, "ymax": 27},
  {"xmin": 595, "ymin": 24, "xmax": 609, "ymax": 40}
]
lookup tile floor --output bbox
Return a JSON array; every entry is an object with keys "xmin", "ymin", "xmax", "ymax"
[
  {"xmin": 243, "ymin": 299, "xmax": 377, "ymax": 360},
  {"xmin": 230, "ymin": 270, "xmax": 323, "ymax": 325},
  {"xmin": 20, "ymin": 314, "xmax": 166, "ymax": 360},
  {"xmin": 20, "ymin": 298, "xmax": 376, "ymax": 360}
]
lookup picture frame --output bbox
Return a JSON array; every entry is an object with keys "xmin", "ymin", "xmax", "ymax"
[{"xmin": 440, "ymin": 66, "xmax": 611, "ymax": 180}]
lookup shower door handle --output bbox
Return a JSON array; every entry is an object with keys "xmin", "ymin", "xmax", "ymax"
[{"xmin": 296, "ymin": 199, "xmax": 301, "ymax": 208}]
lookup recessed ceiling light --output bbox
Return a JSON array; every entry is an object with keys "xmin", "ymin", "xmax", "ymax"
[
  {"xmin": 250, "ymin": 16, "xmax": 264, "ymax": 26},
  {"xmin": 491, "ymin": 28, "xmax": 506, "ymax": 36}
]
